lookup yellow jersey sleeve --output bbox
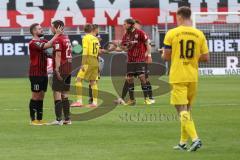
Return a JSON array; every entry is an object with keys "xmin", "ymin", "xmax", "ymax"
[
  {"xmin": 200, "ymin": 32, "xmax": 209, "ymax": 55},
  {"xmin": 163, "ymin": 30, "xmax": 173, "ymax": 48}
]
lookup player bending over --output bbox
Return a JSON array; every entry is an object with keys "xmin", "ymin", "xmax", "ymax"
[
  {"xmin": 162, "ymin": 6, "xmax": 209, "ymax": 151},
  {"xmin": 49, "ymin": 20, "xmax": 72, "ymax": 125},
  {"xmin": 28, "ymin": 23, "xmax": 62, "ymax": 125},
  {"xmin": 71, "ymin": 24, "xmax": 100, "ymax": 108}
]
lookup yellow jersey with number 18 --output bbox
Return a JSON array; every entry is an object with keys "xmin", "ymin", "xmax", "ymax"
[
  {"xmin": 164, "ymin": 26, "xmax": 209, "ymax": 83},
  {"xmin": 82, "ymin": 34, "xmax": 100, "ymax": 66}
]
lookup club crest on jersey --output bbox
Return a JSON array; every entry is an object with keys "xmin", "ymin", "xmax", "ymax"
[{"xmin": 135, "ymin": 34, "xmax": 139, "ymax": 38}]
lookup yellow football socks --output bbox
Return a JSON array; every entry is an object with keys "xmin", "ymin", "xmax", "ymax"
[
  {"xmin": 180, "ymin": 111, "xmax": 198, "ymax": 143},
  {"xmin": 180, "ymin": 120, "xmax": 189, "ymax": 144},
  {"xmin": 76, "ymin": 81, "xmax": 83, "ymax": 102},
  {"xmin": 91, "ymin": 83, "xmax": 98, "ymax": 104}
]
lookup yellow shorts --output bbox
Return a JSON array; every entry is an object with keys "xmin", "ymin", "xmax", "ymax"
[
  {"xmin": 77, "ymin": 66, "xmax": 99, "ymax": 81},
  {"xmin": 170, "ymin": 82, "xmax": 197, "ymax": 106}
]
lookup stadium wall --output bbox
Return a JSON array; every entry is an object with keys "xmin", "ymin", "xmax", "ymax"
[
  {"xmin": 0, "ymin": 52, "xmax": 166, "ymax": 78},
  {"xmin": 0, "ymin": 0, "xmax": 239, "ymax": 27}
]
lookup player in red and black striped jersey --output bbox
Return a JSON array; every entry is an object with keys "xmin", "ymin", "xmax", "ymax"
[
  {"xmin": 116, "ymin": 20, "xmax": 155, "ymax": 105},
  {"xmin": 48, "ymin": 20, "xmax": 72, "ymax": 125},
  {"xmin": 119, "ymin": 18, "xmax": 152, "ymax": 105},
  {"xmin": 28, "ymin": 23, "xmax": 63, "ymax": 125}
]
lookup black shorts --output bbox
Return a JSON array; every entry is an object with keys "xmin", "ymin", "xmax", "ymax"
[
  {"xmin": 52, "ymin": 74, "xmax": 71, "ymax": 92},
  {"xmin": 127, "ymin": 62, "xmax": 148, "ymax": 77},
  {"xmin": 29, "ymin": 76, "xmax": 48, "ymax": 92}
]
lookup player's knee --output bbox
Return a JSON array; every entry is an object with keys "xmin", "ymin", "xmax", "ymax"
[
  {"xmin": 76, "ymin": 77, "xmax": 82, "ymax": 83},
  {"xmin": 61, "ymin": 94, "xmax": 68, "ymax": 100},
  {"xmin": 32, "ymin": 92, "xmax": 43, "ymax": 100},
  {"xmin": 179, "ymin": 111, "xmax": 191, "ymax": 122},
  {"xmin": 91, "ymin": 83, "xmax": 98, "ymax": 90},
  {"xmin": 139, "ymin": 75, "xmax": 146, "ymax": 84},
  {"xmin": 53, "ymin": 92, "xmax": 62, "ymax": 101},
  {"xmin": 127, "ymin": 77, "xmax": 134, "ymax": 83},
  {"xmin": 90, "ymin": 81, "xmax": 97, "ymax": 87}
]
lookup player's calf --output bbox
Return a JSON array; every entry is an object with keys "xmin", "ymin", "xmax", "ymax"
[{"xmin": 62, "ymin": 97, "xmax": 70, "ymax": 122}]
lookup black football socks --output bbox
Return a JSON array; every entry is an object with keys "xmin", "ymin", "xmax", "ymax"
[
  {"xmin": 36, "ymin": 100, "xmax": 43, "ymax": 121},
  {"xmin": 141, "ymin": 83, "xmax": 148, "ymax": 99},
  {"xmin": 128, "ymin": 82, "xmax": 135, "ymax": 100},
  {"xmin": 146, "ymin": 81, "xmax": 153, "ymax": 99},
  {"xmin": 29, "ymin": 99, "xmax": 43, "ymax": 121},
  {"xmin": 121, "ymin": 80, "xmax": 129, "ymax": 99},
  {"xmin": 62, "ymin": 98, "xmax": 70, "ymax": 121},
  {"xmin": 29, "ymin": 99, "xmax": 37, "ymax": 121},
  {"xmin": 55, "ymin": 100, "xmax": 62, "ymax": 121}
]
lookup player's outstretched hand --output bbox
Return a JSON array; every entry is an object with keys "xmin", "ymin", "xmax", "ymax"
[{"xmin": 56, "ymin": 26, "xmax": 64, "ymax": 35}]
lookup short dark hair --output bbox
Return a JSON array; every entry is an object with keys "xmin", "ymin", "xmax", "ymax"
[
  {"xmin": 124, "ymin": 18, "xmax": 135, "ymax": 25},
  {"xmin": 52, "ymin": 20, "xmax": 64, "ymax": 29},
  {"xmin": 30, "ymin": 23, "xmax": 39, "ymax": 35},
  {"xmin": 177, "ymin": 6, "xmax": 192, "ymax": 19},
  {"xmin": 135, "ymin": 19, "xmax": 141, "ymax": 25},
  {"xmin": 84, "ymin": 24, "xmax": 93, "ymax": 33}
]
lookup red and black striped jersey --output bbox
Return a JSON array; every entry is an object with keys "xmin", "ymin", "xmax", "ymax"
[
  {"xmin": 52, "ymin": 34, "xmax": 72, "ymax": 75},
  {"xmin": 29, "ymin": 39, "xmax": 48, "ymax": 76},
  {"xmin": 122, "ymin": 29, "xmax": 148, "ymax": 62}
]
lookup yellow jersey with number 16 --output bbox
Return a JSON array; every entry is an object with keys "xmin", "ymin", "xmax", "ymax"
[
  {"xmin": 82, "ymin": 34, "xmax": 100, "ymax": 66},
  {"xmin": 164, "ymin": 26, "xmax": 209, "ymax": 83}
]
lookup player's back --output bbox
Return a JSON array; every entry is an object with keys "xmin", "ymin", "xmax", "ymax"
[
  {"xmin": 164, "ymin": 26, "xmax": 208, "ymax": 83},
  {"xmin": 82, "ymin": 34, "xmax": 100, "ymax": 66}
]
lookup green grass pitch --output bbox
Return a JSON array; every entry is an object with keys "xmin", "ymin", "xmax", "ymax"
[{"xmin": 0, "ymin": 76, "xmax": 239, "ymax": 160}]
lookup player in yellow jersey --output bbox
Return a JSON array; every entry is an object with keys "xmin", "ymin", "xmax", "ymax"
[
  {"xmin": 162, "ymin": 6, "xmax": 209, "ymax": 152},
  {"xmin": 71, "ymin": 24, "xmax": 100, "ymax": 108},
  {"xmin": 87, "ymin": 24, "xmax": 104, "ymax": 104}
]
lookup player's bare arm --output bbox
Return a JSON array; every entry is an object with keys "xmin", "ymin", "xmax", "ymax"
[
  {"xmin": 145, "ymin": 40, "xmax": 152, "ymax": 63},
  {"xmin": 199, "ymin": 53, "xmax": 209, "ymax": 62},
  {"xmin": 55, "ymin": 51, "xmax": 63, "ymax": 81},
  {"xmin": 162, "ymin": 48, "xmax": 172, "ymax": 61}
]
